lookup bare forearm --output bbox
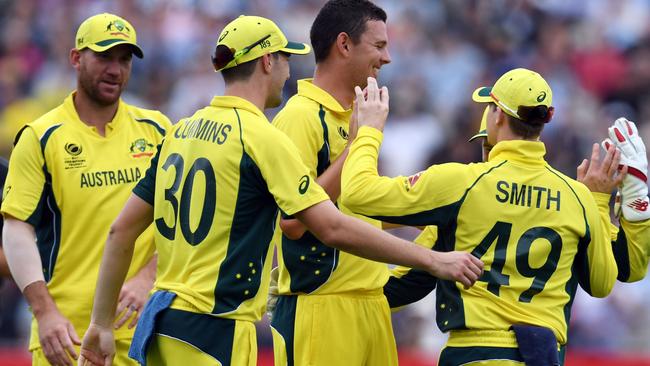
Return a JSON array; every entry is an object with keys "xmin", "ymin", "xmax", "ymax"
[
  {"xmin": 135, "ymin": 253, "xmax": 157, "ymax": 283},
  {"xmin": 296, "ymin": 201, "xmax": 433, "ymax": 270},
  {"xmin": 23, "ymin": 281, "xmax": 58, "ymax": 317},
  {"xmin": 91, "ymin": 193, "xmax": 154, "ymax": 328},
  {"xmin": 325, "ymin": 215, "xmax": 432, "ymax": 270},
  {"xmin": 91, "ymin": 230, "xmax": 136, "ymax": 328}
]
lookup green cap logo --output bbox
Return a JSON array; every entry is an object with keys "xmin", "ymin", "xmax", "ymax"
[
  {"xmin": 536, "ymin": 91, "xmax": 547, "ymax": 103},
  {"xmin": 107, "ymin": 20, "xmax": 130, "ymax": 33}
]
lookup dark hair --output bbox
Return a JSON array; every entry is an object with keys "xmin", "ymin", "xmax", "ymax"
[
  {"xmin": 491, "ymin": 103, "xmax": 553, "ymax": 139},
  {"xmin": 219, "ymin": 52, "xmax": 280, "ymax": 84},
  {"xmin": 310, "ymin": 0, "xmax": 387, "ymax": 63}
]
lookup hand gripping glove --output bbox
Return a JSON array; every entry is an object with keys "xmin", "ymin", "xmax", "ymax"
[{"xmin": 603, "ymin": 118, "xmax": 649, "ymax": 221}]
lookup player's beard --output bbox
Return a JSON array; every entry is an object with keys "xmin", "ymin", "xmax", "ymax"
[{"xmin": 78, "ymin": 65, "xmax": 123, "ymax": 107}]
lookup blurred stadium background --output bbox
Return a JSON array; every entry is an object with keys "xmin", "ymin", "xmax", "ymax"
[{"xmin": 1, "ymin": 0, "xmax": 650, "ymax": 365}]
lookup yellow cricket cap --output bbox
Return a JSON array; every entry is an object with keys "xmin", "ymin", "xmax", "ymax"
[
  {"xmin": 75, "ymin": 13, "xmax": 143, "ymax": 58},
  {"xmin": 469, "ymin": 106, "xmax": 489, "ymax": 142},
  {"xmin": 471, "ymin": 68, "xmax": 552, "ymax": 120},
  {"xmin": 213, "ymin": 15, "xmax": 310, "ymax": 71}
]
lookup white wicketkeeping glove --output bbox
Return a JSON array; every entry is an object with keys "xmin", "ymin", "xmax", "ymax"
[
  {"xmin": 266, "ymin": 266, "xmax": 280, "ymax": 321},
  {"xmin": 603, "ymin": 117, "xmax": 649, "ymax": 221}
]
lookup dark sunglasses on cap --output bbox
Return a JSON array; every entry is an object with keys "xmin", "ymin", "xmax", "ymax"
[{"xmin": 212, "ymin": 34, "xmax": 271, "ymax": 71}]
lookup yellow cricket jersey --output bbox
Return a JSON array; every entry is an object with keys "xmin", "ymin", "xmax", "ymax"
[
  {"xmin": 386, "ymin": 198, "xmax": 650, "ymax": 308},
  {"xmin": 342, "ymin": 127, "xmax": 618, "ymax": 345},
  {"xmin": 609, "ymin": 212, "xmax": 650, "ymax": 282},
  {"xmin": 384, "ymin": 226, "xmax": 438, "ymax": 309},
  {"xmin": 272, "ymin": 79, "xmax": 388, "ymax": 295},
  {"xmin": 133, "ymin": 96, "xmax": 328, "ymax": 322},
  {"xmin": 1, "ymin": 93, "xmax": 171, "ymax": 350}
]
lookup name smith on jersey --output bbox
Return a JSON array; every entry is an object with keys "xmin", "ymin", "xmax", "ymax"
[{"xmin": 495, "ymin": 180, "xmax": 561, "ymax": 211}]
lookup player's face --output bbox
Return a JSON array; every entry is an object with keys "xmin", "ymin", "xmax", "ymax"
[
  {"xmin": 77, "ymin": 45, "xmax": 133, "ymax": 106},
  {"xmin": 349, "ymin": 20, "xmax": 391, "ymax": 88},
  {"xmin": 268, "ymin": 52, "xmax": 290, "ymax": 108},
  {"xmin": 481, "ymin": 138, "xmax": 493, "ymax": 162},
  {"xmin": 486, "ymin": 104, "xmax": 499, "ymax": 147}
]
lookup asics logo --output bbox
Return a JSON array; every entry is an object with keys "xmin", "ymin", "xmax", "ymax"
[
  {"xmin": 298, "ymin": 175, "xmax": 310, "ymax": 194},
  {"xmin": 628, "ymin": 199, "xmax": 649, "ymax": 212}
]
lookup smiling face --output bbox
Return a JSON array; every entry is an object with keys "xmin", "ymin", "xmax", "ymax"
[
  {"xmin": 74, "ymin": 44, "xmax": 133, "ymax": 106},
  {"xmin": 348, "ymin": 20, "xmax": 391, "ymax": 88}
]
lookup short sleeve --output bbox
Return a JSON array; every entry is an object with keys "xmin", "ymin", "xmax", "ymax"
[{"xmin": 1, "ymin": 127, "xmax": 47, "ymax": 224}]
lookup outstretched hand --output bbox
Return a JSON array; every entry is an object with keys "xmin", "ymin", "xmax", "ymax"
[
  {"xmin": 354, "ymin": 77, "xmax": 389, "ymax": 132},
  {"xmin": 577, "ymin": 143, "xmax": 626, "ymax": 193}
]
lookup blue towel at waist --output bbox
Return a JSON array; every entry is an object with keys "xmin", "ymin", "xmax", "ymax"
[
  {"xmin": 512, "ymin": 324, "xmax": 560, "ymax": 366},
  {"xmin": 128, "ymin": 290, "xmax": 176, "ymax": 365}
]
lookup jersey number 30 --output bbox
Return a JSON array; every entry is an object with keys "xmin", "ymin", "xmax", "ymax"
[
  {"xmin": 155, "ymin": 153, "xmax": 216, "ymax": 245},
  {"xmin": 471, "ymin": 221, "xmax": 562, "ymax": 303}
]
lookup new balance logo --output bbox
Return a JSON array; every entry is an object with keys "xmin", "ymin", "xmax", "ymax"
[{"xmin": 628, "ymin": 199, "xmax": 649, "ymax": 212}]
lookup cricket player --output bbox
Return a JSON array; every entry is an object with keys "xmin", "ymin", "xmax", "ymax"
[
  {"xmin": 342, "ymin": 70, "xmax": 624, "ymax": 365},
  {"xmin": 269, "ymin": 1, "xmax": 403, "ymax": 365},
  {"xmin": 1, "ymin": 13, "xmax": 171, "ymax": 366},
  {"xmin": 385, "ymin": 113, "xmax": 650, "ymax": 311},
  {"xmin": 77, "ymin": 15, "xmax": 482, "ymax": 366}
]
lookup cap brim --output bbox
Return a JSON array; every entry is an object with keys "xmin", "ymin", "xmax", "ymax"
[
  {"xmin": 472, "ymin": 86, "xmax": 492, "ymax": 103},
  {"xmin": 280, "ymin": 41, "xmax": 311, "ymax": 55},
  {"xmin": 468, "ymin": 130, "xmax": 487, "ymax": 142},
  {"xmin": 88, "ymin": 40, "xmax": 144, "ymax": 58}
]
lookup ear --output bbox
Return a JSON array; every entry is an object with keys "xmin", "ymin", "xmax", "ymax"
[
  {"xmin": 495, "ymin": 108, "xmax": 507, "ymax": 126},
  {"xmin": 335, "ymin": 32, "xmax": 352, "ymax": 57},
  {"xmin": 70, "ymin": 48, "xmax": 81, "ymax": 70},
  {"xmin": 261, "ymin": 53, "xmax": 273, "ymax": 74}
]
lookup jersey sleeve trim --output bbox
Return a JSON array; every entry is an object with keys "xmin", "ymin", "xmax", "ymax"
[
  {"xmin": 370, "ymin": 161, "xmax": 508, "ymax": 227},
  {"xmin": 315, "ymin": 105, "xmax": 331, "ymax": 176},
  {"xmin": 132, "ymin": 142, "xmax": 163, "ymax": 205},
  {"xmin": 135, "ymin": 118, "xmax": 167, "ymax": 136}
]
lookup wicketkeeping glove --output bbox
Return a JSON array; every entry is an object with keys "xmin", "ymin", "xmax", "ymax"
[{"xmin": 603, "ymin": 117, "xmax": 649, "ymax": 221}]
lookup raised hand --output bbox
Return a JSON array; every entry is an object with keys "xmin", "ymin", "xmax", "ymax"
[
  {"xmin": 354, "ymin": 77, "xmax": 389, "ymax": 132},
  {"xmin": 577, "ymin": 143, "xmax": 626, "ymax": 194},
  {"xmin": 603, "ymin": 118, "xmax": 649, "ymax": 221}
]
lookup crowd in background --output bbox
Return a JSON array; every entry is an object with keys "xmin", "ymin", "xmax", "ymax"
[{"xmin": 1, "ymin": 0, "xmax": 649, "ymax": 360}]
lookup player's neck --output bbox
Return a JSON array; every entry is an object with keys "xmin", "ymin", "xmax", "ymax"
[
  {"xmin": 313, "ymin": 64, "xmax": 355, "ymax": 110},
  {"xmin": 224, "ymin": 82, "xmax": 267, "ymax": 113},
  {"xmin": 72, "ymin": 90, "xmax": 119, "ymax": 137}
]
